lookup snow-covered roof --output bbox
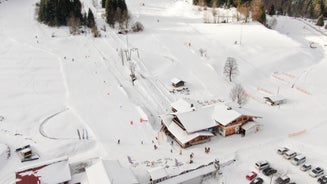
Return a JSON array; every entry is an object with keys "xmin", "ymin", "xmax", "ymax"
[
  {"xmin": 36, "ymin": 160, "xmax": 71, "ymax": 183},
  {"xmin": 103, "ymin": 160, "xmax": 139, "ymax": 184},
  {"xmin": 264, "ymin": 95, "xmax": 285, "ymax": 102},
  {"xmin": 167, "ymin": 121, "xmax": 214, "ymax": 144},
  {"xmin": 175, "ymin": 106, "xmax": 217, "ymax": 133},
  {"xmin": 170, "ymin": 78, "xmax": 183, "ymax": 84},
  {"xmin": 170, "ymin": 98, "xmax": 194, "ymax": 112},
  {"xmin": 86, "ymin": 160, "xmax": 111, "ymax": 184},
  {"xmin": 158, "ymin": 164, "xmax": 217, "ymax": 184},
  {"xmin": 86, "ymin": 160, "xmax": 139, "ymax": 184},
  {"xmin": 148, "ymin": 166, "xmax": 168, "ymax": 181},
  {"xmin": 211, "ymin": 104, "xmax": 242, "ymax": 126},
  {"xmin": 16, "ymin": 159, "xmax": 71, "ymax": 184},
  {"xmin": 241, "ymin": 121, "xmax": 256, "ymax": 131}
]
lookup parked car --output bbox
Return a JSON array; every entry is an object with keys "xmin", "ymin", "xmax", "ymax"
[
  {"xmin": 263, "ymin": 167, "xmax": 277, "ymax": 176},
  {"xmin": 283, "ymin": 150, "xmax": 297, "ymax": 160},
  {"xmin": 277, "ymin": 147, "xmax": 289, "ymax": 155},
  {"xmin": 318, "ymin": 175, "xmax": 327, "ymax": 184},
  {"xmin": 300, "ymin": 163, "xmax": 312, "ymax": 171},
  {"xmin": 291, "ymin": 155, "xmax": 306, "ymax": 166},
  {"xmin": 246, "ymin": 171, "xmax": 257, "ymax": 181},
  {"xmin": 250, "ymin": 177, "xmax": 264, "ymax": 184},
  {"xmin": 255, "ymin": 160, "xmax": 270, "ymax": 170},
  {"xmin": 275, "ymin": 175, "xmax": 290, "ymax": 184},
  {"xmin": 310, "ymin": 167, "xmax": 324, "ymax": 178}
]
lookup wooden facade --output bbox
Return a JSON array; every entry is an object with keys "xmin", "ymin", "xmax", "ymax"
[{"xmin": 217, "ymin": 115, "xmax": 254, "ymax": 137}]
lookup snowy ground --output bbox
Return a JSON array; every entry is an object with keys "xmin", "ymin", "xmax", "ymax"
[{"xmin": 0, "ymin": 0, "xmax": 327, "ymax": 183}]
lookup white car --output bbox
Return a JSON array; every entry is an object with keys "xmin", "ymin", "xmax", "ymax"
[
  {"xmin": 255, "ymin": 160, "xmax": 270, "ymax": 170},
  {"xmin": 300, "ymin": 163, "xmax": 312, "ymax": 171},
  {"xmin": 277, "ymin": 147, "xmax": 289, "ymax": 155},
  {"xmin": 283, "ymin": 150, "xmax": 297, "ymax": 160},
  {"xmin": 309, "ymin": 167, "xmax": 324, "ymax": 178}
]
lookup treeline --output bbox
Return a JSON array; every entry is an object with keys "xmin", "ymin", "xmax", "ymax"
[
  {"xmin": 102, "ymin": 0, "xmax": 129, "ymax": 28},
  {"xmin": 37, "ymin": 0, "xmax": 97, "ymax": 35},
  {"xmin": 194, "ymin": 0, "xmax": 266, "ymax": 24},
  {"xmin": 193, "ymin": 0, "xmax": 251, "ymax": 8},
  {"xmin": 264, "ymin": 0, "xmax": 327, "ymax": 19}
]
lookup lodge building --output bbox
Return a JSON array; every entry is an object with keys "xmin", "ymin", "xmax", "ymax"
[{"xmin": 161, "ymin": 99, "xmax": 259, "ymax": 148}]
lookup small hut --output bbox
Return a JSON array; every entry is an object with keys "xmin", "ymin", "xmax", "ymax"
[
  {"xmin": 171, "ymin": 78, "xmax": 184, "ymax": 88},
  {"xmin": 263, "ymin": 95, "xmax": 286, "ymax": 106}
]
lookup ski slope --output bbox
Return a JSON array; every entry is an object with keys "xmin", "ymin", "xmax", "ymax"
[{"xmin": 0, "ymin": 0, "xmax": 327, "ymax": 183}]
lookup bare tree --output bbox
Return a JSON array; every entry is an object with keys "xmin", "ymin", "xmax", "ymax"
[
  {"xmin": 230, "ymin": 84, "xmax": 248, "ymax": 107},
  {"xmin": 223, "ymin": 57, "xmax": 238, "ymax": 82}
]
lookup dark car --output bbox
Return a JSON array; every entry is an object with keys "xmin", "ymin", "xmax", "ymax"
[
  {"xmin": 310, "ymin": 167, "xmax": 324, "ymax": 178},
  {"xmin": 275, "ymin": 175, "xmax": 290, "ymax": 184},
  {"xmin": 318, "ymin": 175, "xmax": 327, "ymax": 184},
  {"xmin": 263, "ymin": 167, "xmax": 277, "ymax": 176},
  {"xmin": 250, "ymin": 177, "xmax": 264, "ymax": 184}
]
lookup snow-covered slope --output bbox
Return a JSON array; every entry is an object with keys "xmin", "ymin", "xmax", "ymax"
[{"xmin": 0, "ymin": 0, "xmax": 326, "ymax": 183}]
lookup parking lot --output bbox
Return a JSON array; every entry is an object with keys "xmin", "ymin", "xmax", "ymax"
[{"xmin": 245, "ymin": 145, "xmax": 326, "ymax": 184}]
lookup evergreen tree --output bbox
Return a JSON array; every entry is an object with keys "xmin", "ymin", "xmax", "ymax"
[
  {"xmin": 316, "ymin": 14, "xmax": 324, "ymax": 26},
  {"xmin": 47, "ymin": 0, "xmax": 57, "ymax": 26},
  {"xmin": 102, "ymin": 0, "xmax": 106, "ymax": 8},
  {"xmin": 38, "ymin": 0, "xmax": 46, "ymax": 22},
  {"xmin": 57, "ymin": 0, "xmax": 70, "ymax": 25},
  {"xmin": 81, "ymin": 12, "xmax": 87, "ymax": 26},
  {"xmin": 269, "ymin": 4, "xmax": 275, "ymax": 16},
  {"xmin": 38, "ymin": 0, "xmax": 83, "ymax": 27},
  {"xmin": 87, "ymin": 9, "xmax": 95, "ymax": 28}
]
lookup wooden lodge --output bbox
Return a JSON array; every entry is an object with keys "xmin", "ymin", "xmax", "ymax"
[
  {"xmin": 212, "ymin": 104, "xmax": 257, "ymax": 137},
  {"xmin": 216, "ymin": 115, "xmax": 255, "ymax": 137},
  {"xmin": 160, "ymin": 100, "xmax": 259, "ymax": 148},
  {"xmin": 161, "ymin": 114, "xmax": 213, "ymax": 148}
]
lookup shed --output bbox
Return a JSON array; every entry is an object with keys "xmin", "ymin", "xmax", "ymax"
[
  {"xmin": 263, "ymin": 95, "xmax": 286, "ymax": 106},
  {"xmin": 240, "ymin": 121, "xmax": 258, "ymax": 135},
  {"xmin": 171, "ymin": 78, "xmax": 185, "ymax": 87}
]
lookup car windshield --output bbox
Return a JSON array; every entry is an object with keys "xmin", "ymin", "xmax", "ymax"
[{"xmin": 313, "ymin": 169, "xmax": 321, "ymax": 174}]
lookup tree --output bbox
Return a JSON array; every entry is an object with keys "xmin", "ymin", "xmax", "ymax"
[
  {"xmin": 268, "ymin": 4, "xmax": 275, "ymax": 16},
  {"xmin": 87, "ymin": 8, "xmax": 95, "ymax": 28},
  {"xmin": 230, "ymin": 84, "xmax": 248, "ymax": 107},
  {"xmin": 316, "ymin": 14, "xmax": 324, "ymax": 26},
  {"xmin": 223, "ymin": 57, "xmax": 238, "ymax": 82},
  {"xmin": 102, "ymin": 0, "xmax": 106, "ymax": 8},
  {"xmin": 251, "ymin": 0, "xmax": 266, "ymax": 25}
]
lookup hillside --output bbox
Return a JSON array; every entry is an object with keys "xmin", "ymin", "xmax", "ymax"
[{"xmin": 0, "ymin": 0, "xmax": 326, "ymax": 183}]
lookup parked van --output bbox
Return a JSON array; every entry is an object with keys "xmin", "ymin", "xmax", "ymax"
[
  {"xmin": 283, "ymin": 150, "xmax": 297, "ymax": 160},
  {"xmin": 291, "ymin": 155, "xmax": 306, "ymax": 165},
  {"xmin": 255, "ymin": 161, "xmax": 270, "ymax": 170}
]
